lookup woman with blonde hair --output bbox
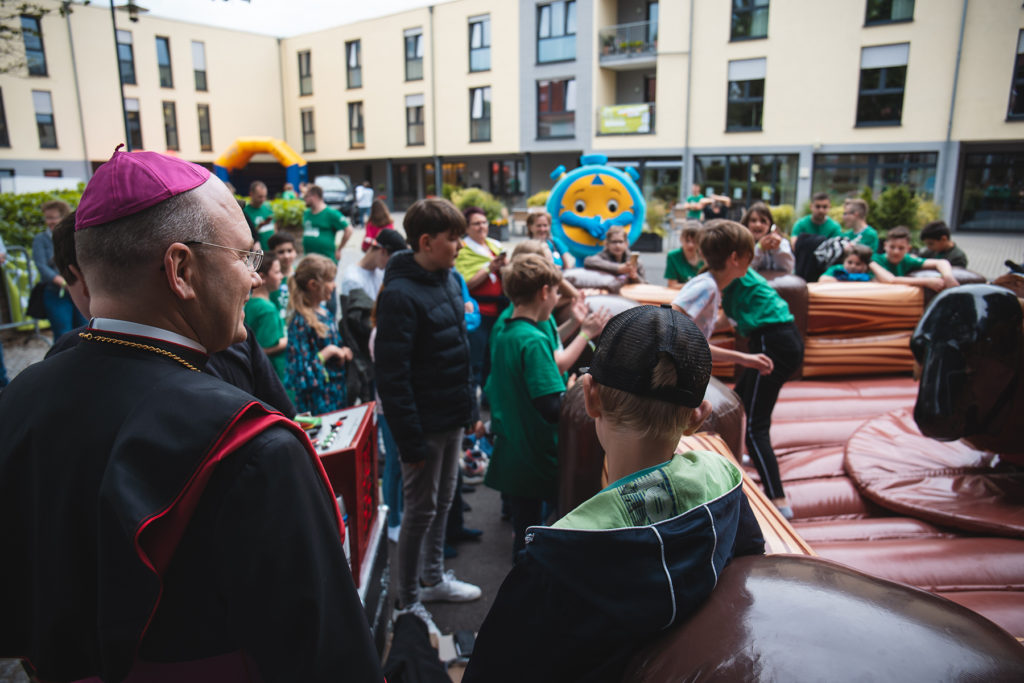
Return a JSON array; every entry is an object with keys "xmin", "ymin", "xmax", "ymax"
[
  {"xmin": 526, "ymin": 210, "xmax": 574, "ymax": 269},
  {"xmin": 285, "ymin": 254, "xmax": 353, "ymax": 414}
]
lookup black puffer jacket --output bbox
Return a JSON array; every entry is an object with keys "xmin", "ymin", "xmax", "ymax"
[{"xmin": 375, "ymin": 250, "xmax": 476, "ymax": 463}]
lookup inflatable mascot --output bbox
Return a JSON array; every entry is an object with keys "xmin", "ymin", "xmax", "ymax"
[{"xmin": 547, "ymin": 154, "xmax": 646, "ymax": 260}]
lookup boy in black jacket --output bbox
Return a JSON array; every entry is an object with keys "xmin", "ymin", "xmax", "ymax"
[
  {"xmin": 464, "ymin": 306, "xmax": 764, "ymax": 682},
  {"xmin": 375, "ymin": 199, "xmax": 482, "ymax": 637}
]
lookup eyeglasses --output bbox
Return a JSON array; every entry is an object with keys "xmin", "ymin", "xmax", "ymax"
[{"xmin": 186, "ymin": 241, "xmax": 263, "ymax": 272}]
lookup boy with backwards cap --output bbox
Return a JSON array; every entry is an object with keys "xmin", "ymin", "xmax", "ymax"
[{"xmin": 464, "ymin": 305, "xmax": 765, "ymax": 683}]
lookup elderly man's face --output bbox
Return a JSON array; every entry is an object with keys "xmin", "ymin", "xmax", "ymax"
[{"xmin": 192, "ymin": 181, "xmax": 262, "ymax": 351}]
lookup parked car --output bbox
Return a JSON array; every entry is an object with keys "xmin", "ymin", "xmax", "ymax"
[{"xmin": 314, "ymin": 175, "xmax": 355, "ymax": 219}]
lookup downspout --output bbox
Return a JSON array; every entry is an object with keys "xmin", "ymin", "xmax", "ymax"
[
  {"xmin": 277, "ymin": 38, "xmax": 287, "ymax": 147},
  {"xmin": 429, "ymin": 6, "xmax": 441, "ymax": 197},
  {"xmin": 64, "ymin": 4, "xmax": 91, "ymax": 179},
  {"xmin": 682, "ymin": 0, "xmax": 694, "ymax": 202},
  {"xmin": 109, "ymin": 1, "xmax": 131, "ymax": 151},
  {"xmin": 943, "ymin": 0, "xmax": 968, "ymax": 225}
]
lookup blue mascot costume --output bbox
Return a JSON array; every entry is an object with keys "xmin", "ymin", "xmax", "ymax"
[{"xmin": 547, "ymin": 154, "xmax": 647, "ymax": 261}]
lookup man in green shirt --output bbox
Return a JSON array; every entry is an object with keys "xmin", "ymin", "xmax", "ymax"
[
  {"xmin": 839, "ymin": 198, "xmax": 879, "ymax": 252},
  {"xmin": 244, "ymin": 181, "xmax": 275, "ymax": 250},
  {"xmin": 791, "ymin": 192, "xmax": 842, "ymax": 242},
  {"xmin": 682, "ymin": 183, "xmax": 707, "ymax": 220},
  {"xmin": 302, "ymin": 184, "xmax": 352, "ymax": 262}
]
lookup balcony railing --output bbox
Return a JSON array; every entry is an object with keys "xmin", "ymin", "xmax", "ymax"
[
  {"xmin": 597, "ymin": 102, "xmax": 655, "ymax": 135},
  {"xmin": 599, "ymin": 20, "xmax": 657, "ymax": 60}
]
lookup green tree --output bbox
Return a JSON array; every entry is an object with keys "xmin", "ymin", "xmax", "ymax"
[{"xmin": 873, "ymin": 185, "xmax": 919, "ymax": 234}]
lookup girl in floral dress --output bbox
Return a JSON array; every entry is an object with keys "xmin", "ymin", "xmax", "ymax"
[{"xmin": 285, "ymin": 254, "xmax": 353, "ymax": 414}]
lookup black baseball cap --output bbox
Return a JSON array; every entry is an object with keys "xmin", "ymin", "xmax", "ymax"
[
  {"xmin": 588, "ymin": 304, "xmax": 711, "ymax": 408},
  {"xmin": 374, "ymin": 228, "xmax": 407, "ymax": 254}
]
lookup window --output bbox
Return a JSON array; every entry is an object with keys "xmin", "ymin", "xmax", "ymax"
[
  {"xmin": 349, "ymin": 102, "xmax": 364, "ymax": 148},
  {"xmin": 695, "ymin": 153, "xmax": 798, "ymax": 208},
  {"xmin": 298, "ymin": 50, "xmax": 312, "ymax": 95},
  {"xmin": 865, "ymin": 0, "xmax": 914, "ymax": 25},
  {"xmin": 162, "ymin": 101, "xmax": 178, "ymax": 151},
  {"xmin": 857, "ymin": 43, "xmax": 908, "ymax": 126},
  {"xmin": 406, "ymin": 94, "xmax": 424, "ymax": 145},
  {"xmin": 155, "ymin": 36, "xmax": 173, "ymax": 88},
  {"xmin": 192, "ymin": 41, "xmax": 207, "ymax": 91},
  {"xmin": 726, "ymin": 58, "xmax": 765, "ymax": 131},
  {"xmin": 346, "ymin": 41, "xmax": 361, "ymax": 89},
  {"xmin": 405, "ymin": 28, "xmax": 423, "ymax": 81},
  {"xmin": 117, "ymin": 30, "xmax": 136, "ymax": 85},
  {"xmin": 469, "ymin": 15, "xmax": 490, "ymax": 72},
  {"xmin": 20, "ymin": 16, "xmax": 46, "ymax": 76},
  {"xmin": 470, "ymin": 86, "xmax": 491, "ymax": 142},
  {"xmin": 301, "ymin": 108, "xmax": 315, "ymax": 152},
  {"xmin": 43, "ymin": 169, "xmax": 61, "ymax": 178},
  {"xmin": 1008, "ymin": 30, "xmax": 1024, "ymax": 120},
  {"xmin": 123, "ymin": 98, "xmax": 142, "ymax": 150},
  {"xmin": 537, "ymin": 78, "xmax": 576, "ymax": 139},
  {"xmin": 197, "ymin": 103, "xmax": 212, "ymax": 151},
  {"xmin": 813, "ymin": 152, "xmax": 937, "ymax": 201},
  {"xmin": 490, "ymin": 159, "xmax": 526, "ymax": 197},
  {"xmin": 0, "ymin": 89, "xmax": 9, "ymax": 148},
  {"xmin": 958, "ymin": 149, "xmax": 1024, "ymax": 231},
  {"xmin": 537, "ymin": 1, "xmax": 576, "ymax": 63},
  {"xmin": 33, "ymin": 90, "xmax": 56, "ymax": 148},
  {"xmin": 731, "ymin": 0, "xmax": 769, "ymax": 41}
]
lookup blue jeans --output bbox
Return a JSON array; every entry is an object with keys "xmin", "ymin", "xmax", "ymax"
[
  {"xmin": 43, "ymin": 285, "xmax": 86, "ymax": 341},
  {"xmin": 359, "ymin": 207, "xmax": 371, "ymax": 227},
  {"xmin": 379, "ymin": 413, "xmax": 403, "ymax": 528}
]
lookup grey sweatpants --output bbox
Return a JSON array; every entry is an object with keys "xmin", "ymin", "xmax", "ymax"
[{"xmin": 395, "ymin": 427, "xmax": 464, "ymax": 607}]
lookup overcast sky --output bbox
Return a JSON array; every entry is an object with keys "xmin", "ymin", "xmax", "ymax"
[{"xmin": 136, "ymin": 0, "xmax": 439, "ymax": 37}]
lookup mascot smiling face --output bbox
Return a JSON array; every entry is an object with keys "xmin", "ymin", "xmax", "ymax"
[{"xmin": 548, "ymin": 154, "xmax": 646, "ymax": 259}]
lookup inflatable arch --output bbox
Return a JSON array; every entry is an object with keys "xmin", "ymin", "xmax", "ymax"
[{"xmin": 213, "ymin": 137, "xmax": 308, "ymax": 192}]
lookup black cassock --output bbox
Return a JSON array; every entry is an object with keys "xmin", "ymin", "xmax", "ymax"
[{"xmin": 0, "ymin": 329, "xmax": 382, "ymax": 682}]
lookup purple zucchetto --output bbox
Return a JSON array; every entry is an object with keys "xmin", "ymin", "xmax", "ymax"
[{"xmin": 75, "ymin": 145, "xmax": 211, "ymax": 231}]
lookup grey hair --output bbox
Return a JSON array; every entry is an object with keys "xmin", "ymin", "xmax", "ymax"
[{"xmin": 76, "ymin": 183, "xmax": 216, "ymax": 292}]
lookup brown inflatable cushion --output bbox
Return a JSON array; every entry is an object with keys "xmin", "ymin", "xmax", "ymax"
[
  {"xmin": 777, "ymin": 445, "xmax": 847, "ymax": 481},
  {"xmin": 806, "ymin": 282, "xmax": 923, "ymax": 334},
  {"xmin": 801, "ymin": 331, "xmax": 915, "ymax": 378},
  {"xmin": 939, "ymin": 591, "xmax": 1024, "ymax": 640},
  {"xmin": 844, "ymin": 409, "xmax": 1024, "ymax": 537},
  {"xmin": 619, "ymin": 283, "xmax": 679, "ymax": 306},
  {"xmin": 562, "ymin": 267, "xmax": 622, "ymax": 293},
  {"xmin": 623, "ymin": 555, "xmax": 1024, "ymax": 682},
  {"xmin": 793, "ymin": 517, "xmax": 955, "ymax": 544},
  {"xmin": 783, "ymin": 476, "xmax": 876, "ymax": 520},
  {"xmin": 812, "ymin": 537, "xmax": 1024, "ymax": 593}
]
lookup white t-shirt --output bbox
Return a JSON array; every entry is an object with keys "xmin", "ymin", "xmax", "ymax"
[
  {"xmin": 672, "ymin": 271, "xmax": 720, "ymax": 340},
  {"xmin": 341, "ymin": 263, "xmax": 384, "ymax": 299},
  {"xmin": 355, "ymin": 185, "xmax": 374, "ymax": 209}
]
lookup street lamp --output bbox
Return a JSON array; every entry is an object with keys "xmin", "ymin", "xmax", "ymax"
[{"xmin": 110, "ymin": 2, "xmax": 148, "ymax": 150}]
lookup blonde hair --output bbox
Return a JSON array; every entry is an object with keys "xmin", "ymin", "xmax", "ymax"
[
  {"xmin": 596, "ymin": 354, "xmax": 695, "ymax": 441},
  {"xmin": 502, "ymin": 253, "xmax": 562, "ymax": 305},
  {"xmin": 288, "ymin": 254, "xmax": 336, "ymax": 338},
  {"xmin": 511, "ymin": 239, "xmax": 547, "ymax": 258},
  {"xmin": 526, "ymin": 210, "xmax": 552, "ymax": 236}
]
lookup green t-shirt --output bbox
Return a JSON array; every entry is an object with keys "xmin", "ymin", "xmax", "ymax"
[
  {"xmin": 554, "ymin": 451, "xmax": 741, "ymax": 530},
  {"xmin": 302, "ymin": 207, "xmax": 348, "ymax": 260},
  {"xmin": 491, "ymin": 306, "xmax": 564, "ymax": 380},
  {"xmin": 792, "ymin": 215, "xmax": 842, "ymax": 239},
  {"xmin": 840, "ymin": 225, "xmax": 879, "ymax": 252},
  {"xmin": 722, "ymin": 269, "xmax": 794, "ymax": 338},
  {"xmin": 872, "ymin": 252, "xmax": 926, "ymax": 277},
  {"xmin": 269, "ymin": 282, "xmax": 289, "ymax": 319},
  {"xmin": 664, "ymin": 248, "xmax": 704, "ymax": 283},
  {"xmin": 685, "ymin": 194, "xmax": 704, "ymax": 220},
  {"xmin": 281, "ymin": 190, "xmax": 298, "ymax": 200},
  {"xmin": 484, "ymin": 317, "xmax": 566, "ymax": 499},
  {"xmin": 919, "ymin": 245, "xmax": 968, "ymax": 267},
  {"xmin": 244, "ymin": 203, "xmax": 275, "ymax": 249},
  {"xmin": 244, "ymin": 295, "xmax": 287, "ymax": 380}
]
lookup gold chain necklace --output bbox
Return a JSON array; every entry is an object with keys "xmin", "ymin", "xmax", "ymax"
[{"xmin": 78, "ymin": 331, "xmax": 200, "ymax": 372}]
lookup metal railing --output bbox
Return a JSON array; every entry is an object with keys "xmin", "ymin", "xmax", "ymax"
[{"xmin": 598, "ymin": 20, "xmax": 657, "ymax": 59}]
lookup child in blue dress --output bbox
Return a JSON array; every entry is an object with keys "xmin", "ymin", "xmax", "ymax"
[{"xmin": 286, "ymin": 253, "xmax": 353, "ymax": 414}]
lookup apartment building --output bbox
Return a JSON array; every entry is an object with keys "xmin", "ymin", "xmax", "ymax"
[{"xmin": 0, "ymin": 0, "xmax": 1020, "ymax": 231}]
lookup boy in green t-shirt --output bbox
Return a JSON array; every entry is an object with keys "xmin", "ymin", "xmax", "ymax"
[
  {"xmin": 463, "ymin": 305, "xmax": 764, "ymax": 682},
  {"xmin": 484, "ymin": 254, "xmax": 571, "ymax": 558},
  {"xmin": 673, "ymin": 220, "xmax": 801, "ymax": 518},
  {"xmin": 244, "ymin": 181, "xmax": 276, "ymax": 250},
  {"xmin": 870, "ymin": 226, "xmax": 958, "ymax": 292},
  {"xmin": 244, "ymin": 253, "xmax": 288, "ymax": 381},
  {"xmin": 839, "ymin": 198, "xmax": 879, "ymax": 252},
  {"xmin": 664, "ymin": 220, "xmax": 704, "ymax": 287},
  {"xmin": 302, "ymin": 184, "xmax": 352, "ymax": 262},
  {"xmin": 919, "ymin": 220, "xmax": 968, "ymax": 267}
]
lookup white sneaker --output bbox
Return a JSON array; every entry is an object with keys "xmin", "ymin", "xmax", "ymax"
[
  {"xmin": 419, "ymin": 569, "xmax": 482, "ymax": 603},
  {"xmin": 387, "ymin": 524, "xmax": 400, "ymax": 543},
  {"xmin": 393, "ymin": 600, "xmax": 441, "ymax": 642}
]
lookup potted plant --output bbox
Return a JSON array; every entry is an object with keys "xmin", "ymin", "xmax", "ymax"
[{"xmin": 632, "ymin": 198, "xmax": 668, "ymax": 252}]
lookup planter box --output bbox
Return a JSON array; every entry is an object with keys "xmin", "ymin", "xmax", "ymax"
[{"xmin": 632, "ymin": 232, "xmax": 663, "ymax": 252}]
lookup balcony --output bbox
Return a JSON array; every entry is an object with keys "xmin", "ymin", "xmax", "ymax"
[
  {"xmin": 597, "ymin": 102, "xmax": 655, "ymax": 135},
  {"xmin": 599, "ymin": 20, "xmax": 657, "ymax": 70}
]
